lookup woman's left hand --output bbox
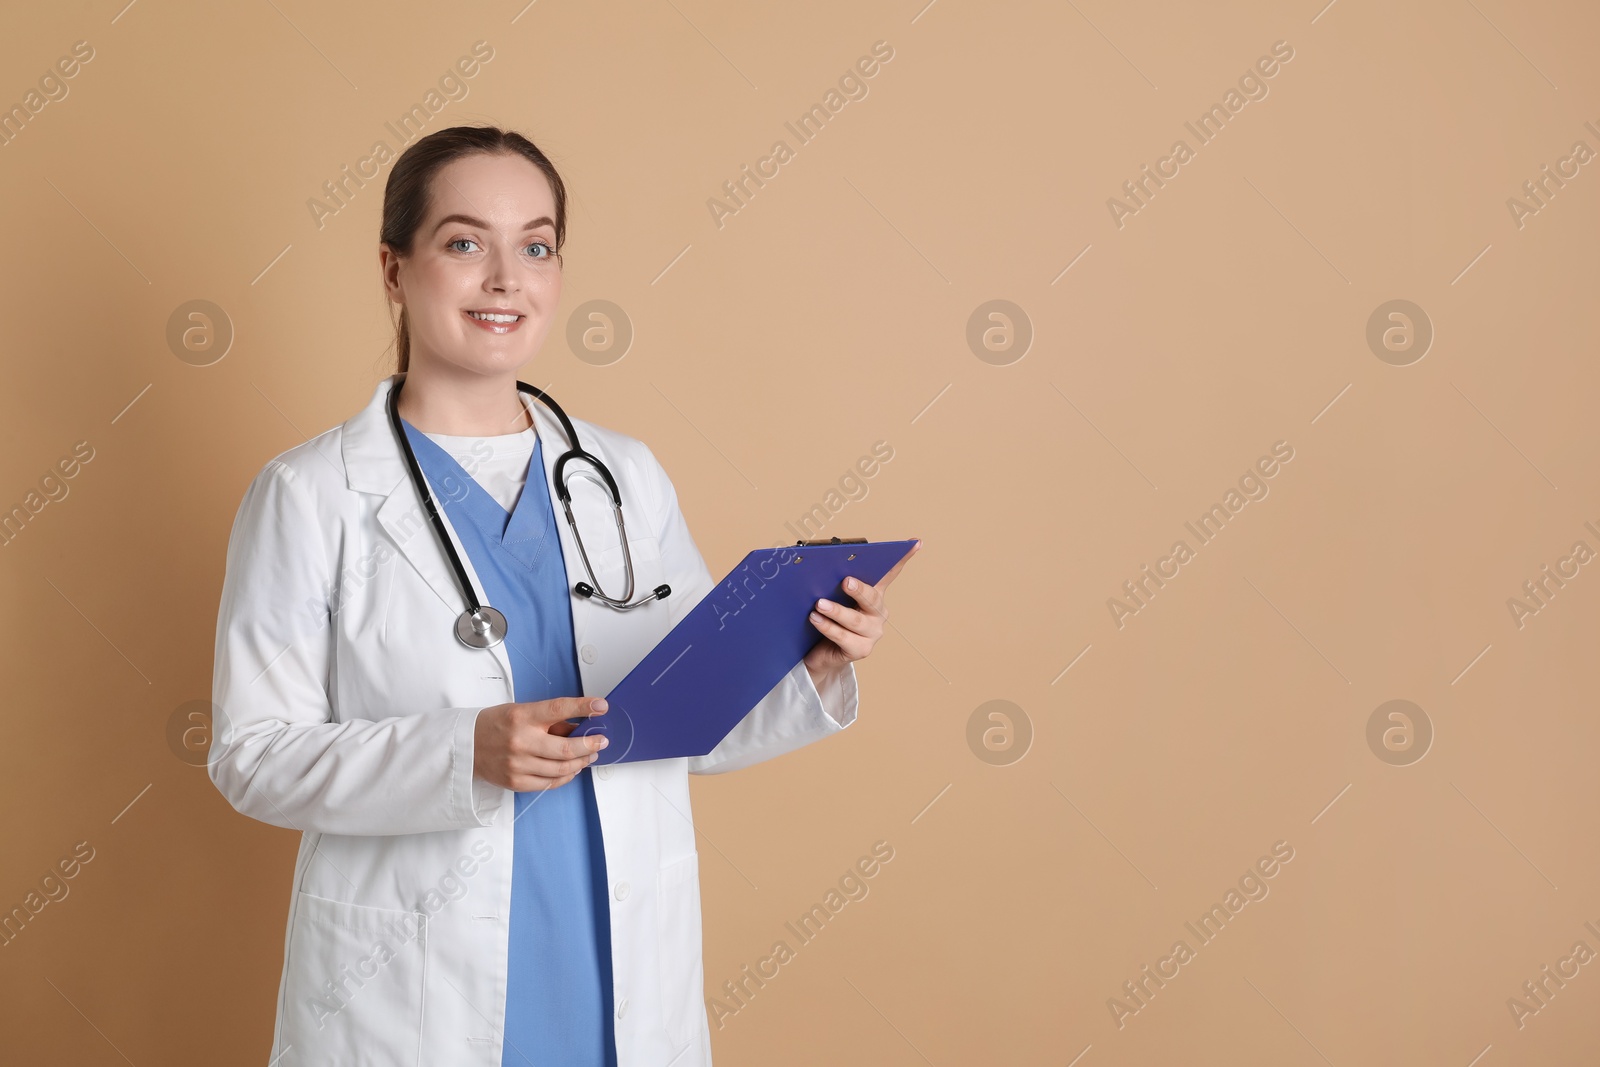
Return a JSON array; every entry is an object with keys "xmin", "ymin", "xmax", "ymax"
[{"xmin": 804, "ymin": 539, "xmax": 922, "ymax": 686}]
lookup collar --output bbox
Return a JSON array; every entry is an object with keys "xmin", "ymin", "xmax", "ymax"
[{"xmin": 341, "ymin": 373, "xmax": 567, "ymax": 496}]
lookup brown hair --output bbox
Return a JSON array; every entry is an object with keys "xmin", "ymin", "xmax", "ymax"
[{"xmin": 379, "ymin": 125, "xmax": 568, "ymax": 372}]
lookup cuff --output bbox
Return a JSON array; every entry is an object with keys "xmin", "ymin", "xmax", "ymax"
[
  {"xmin": 452, "ymin": 706, "xmax": 504, "ymax": 826},
  {"xmin": 801, "ymin": 661, "xmax": 859, "ymax": 731},
  {"xmin": 472, "ymin": 775, "xmax": 504, "ymax": 823}
]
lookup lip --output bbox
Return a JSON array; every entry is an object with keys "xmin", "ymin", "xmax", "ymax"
[{"xmin": 462, "ymin": 308, "xmax": 526, "ymax": 334}]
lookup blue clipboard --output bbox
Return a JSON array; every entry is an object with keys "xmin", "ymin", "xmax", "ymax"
[{"xmin": 569, "ymin": 537, "xmax": 917, "ymax": 764}]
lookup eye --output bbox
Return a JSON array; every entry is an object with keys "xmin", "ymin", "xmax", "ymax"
[
  {"xmin": 525, "ymin": 241, "xmax": 555, "ymax": 260},
  {"xmin": 448, "ymin": 237, "xmax": 480, "ymax": 254}
]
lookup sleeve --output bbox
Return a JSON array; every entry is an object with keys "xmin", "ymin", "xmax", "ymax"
[
  {"xmin": 208, "ymin": 458, "xmax": 501, "ymax": 836},
  {"xmin": 633, "ymin": 444, "xmax": 859, "ymax": 776}
]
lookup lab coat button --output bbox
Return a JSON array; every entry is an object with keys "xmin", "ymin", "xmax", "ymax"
[
  {"xmin": 580, "ymin": 644, "xmax": 597, "ymax": 663},
  {"xmin": 595, "ymin": 765, "xmax": 613, "ymax": 781},
  {"xmin": 614, "ymin": 881, "xmax": 630, "ymax": 901},
  {"xmin": 617, "ymin": 997, "xmax": 629, "ymax": 1019}
]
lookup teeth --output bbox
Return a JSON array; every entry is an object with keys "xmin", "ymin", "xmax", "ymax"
[{"xmin": 468, "ymin": 311, "xmax": 520, "ymax": 323}]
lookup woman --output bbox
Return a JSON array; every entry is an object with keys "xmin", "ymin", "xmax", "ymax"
[{"xmin": 208, "ymin": 124, "xmax": 918, "ymax": 1067}]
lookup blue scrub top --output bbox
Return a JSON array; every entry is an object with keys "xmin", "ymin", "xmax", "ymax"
[{"xmin": 402, "ymin": 422, "xmax": 618, "ymax": 1067}]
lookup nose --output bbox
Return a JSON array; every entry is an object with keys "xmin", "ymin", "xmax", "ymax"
[{"xmin": 483, "ymin": 237, "xmax": 522, "ymax": 294}]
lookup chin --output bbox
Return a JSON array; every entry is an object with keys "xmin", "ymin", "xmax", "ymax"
[
  {"xmin": 415, "ymin": 336, "xmax": 533, "ymax": 375},
  {"xmin": 459, "ymin": 350, "xmax": 535, "ymax": 377}
]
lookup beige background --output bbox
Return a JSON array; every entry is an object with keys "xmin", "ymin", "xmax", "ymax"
[{"xmin": 1, "ymin": 0, "xmax": 1597, "ymax": 1063}]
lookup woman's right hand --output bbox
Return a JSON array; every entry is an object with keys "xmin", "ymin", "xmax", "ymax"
[{"xmin": 472, "ymin": 697, "xmax": 611, "ymax": 792}]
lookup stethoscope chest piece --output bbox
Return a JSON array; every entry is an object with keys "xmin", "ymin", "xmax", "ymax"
[{"xmin": 456, "ymin": 606, "xmax": 508, "ymax": 649}]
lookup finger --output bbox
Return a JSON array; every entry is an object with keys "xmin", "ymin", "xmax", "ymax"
[
  {"xmin": 808, "ymin": 609, "xmax": 874, "ymax": 659},
  {"xmin": 530, "ymin": 696, "xmax": 608, "ymax": 724},
  {"xmin": 840, "ymin": 542, "xmax": 921, "ymax": 614},
  {"xmin": 513, "ymin": 751, "xmax": 600, "ymax": 780},
  {"xmin": 840, "ymin": 576, "xmax": 885, "ymax": 615},
  {"xmin": 533, "ymin": 731, "xmax": 610, "ymax": 762},
  {"xmin": 814, "ymin": 597, "xmax": 878, "ymax": 637},
  {"xmin": 515, "ymin": 771, "xmax": 580, "ymax": 792},
  {"xmin": 874, "ymin": 540, "xmax": 921, "ymax": 590}
]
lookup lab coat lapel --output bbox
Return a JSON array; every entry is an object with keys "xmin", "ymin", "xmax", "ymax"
[{"xmin": 345, "ymin": 375, "xmax": 516, "ymax": 687}]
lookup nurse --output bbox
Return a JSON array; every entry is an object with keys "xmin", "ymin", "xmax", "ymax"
[{"xmin": 208, "ymin": 123, "xmax": 919, "ymax": 1067}]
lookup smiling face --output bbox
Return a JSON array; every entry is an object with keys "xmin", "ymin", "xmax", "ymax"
[{"xmin": 380, "ymin": 151, "xmax": 563, "ymax": 381}]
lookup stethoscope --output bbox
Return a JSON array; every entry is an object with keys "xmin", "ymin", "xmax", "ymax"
[{"xmin": 387, "ymin": 376, "xmax": 671, "ymax": 649}]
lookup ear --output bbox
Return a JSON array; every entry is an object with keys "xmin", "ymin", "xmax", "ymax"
[{"xmin": 378, "ymin": 244, "xmax": 405, "ymax": 304}]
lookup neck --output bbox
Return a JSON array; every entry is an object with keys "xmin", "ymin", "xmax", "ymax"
[{"xmin": 395, "ymin": 361, "xmax": 535, "ymax": 436}]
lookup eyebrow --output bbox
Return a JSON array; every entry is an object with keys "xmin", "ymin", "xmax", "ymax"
[{"xmin": 431, "ymin": 213, "xmax": 556, "ymax": 236}]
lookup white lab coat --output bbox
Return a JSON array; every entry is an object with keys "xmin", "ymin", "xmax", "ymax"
[{"xmin": 209, "ymin": 374, "xmax": 859, "ymax": 1066}]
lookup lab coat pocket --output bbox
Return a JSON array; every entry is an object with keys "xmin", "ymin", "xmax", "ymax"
[
  {"xmin": 278, "ymin": 891, "xmax": 427, "ymax": 1065},
  {"xmin": 657, "ymin": 852, "xmax": 704, "ymax": 1048}
]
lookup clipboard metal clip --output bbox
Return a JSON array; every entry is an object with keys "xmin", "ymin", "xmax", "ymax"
[{"xmin": 794, "ymin": 536, "xmax": 868, "ymax": 546}]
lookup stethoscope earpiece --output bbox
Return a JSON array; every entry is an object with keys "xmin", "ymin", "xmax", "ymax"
[{"xmin": 574, "ymin": 582, "xmax": 671, "ymax": 602}]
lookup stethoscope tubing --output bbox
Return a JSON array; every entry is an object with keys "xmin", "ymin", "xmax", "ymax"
[{"xmin": 385, "ymin": 376, "xmax": 669, "ymax": 649}]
